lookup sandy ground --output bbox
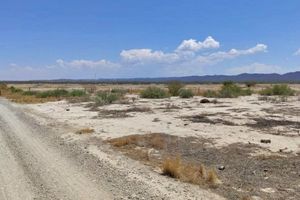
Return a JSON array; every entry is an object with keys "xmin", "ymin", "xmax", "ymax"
[
  {"xmin": 0, "ymin": 98, "xmax": 224, "ymax": 200},
  {"xmin": 16, "ymin": 93, "xmax": 300, "ymax": 199},
  {"xmin": 26, "ymin": 95, "xmax": 300, "ymax": 154}
]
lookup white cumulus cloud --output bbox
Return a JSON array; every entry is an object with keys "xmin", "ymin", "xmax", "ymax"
[
  {"xmin": 176, "ymin": 36, "xmax": 220, "ymax": 52},
  {"xmin": 197, "ymin": 44, "xmax": 268, "ymax": 64},
  {"xmin": 56, "ymin": 59, "xmax": 120, "ymax": 69},
  {"xmin": 294, "ymin": 49, "xmax": 300, "ymax": 56},
  {"xmin": 120, "ymin": 49, "xmax": 179, "ymax": 64}
]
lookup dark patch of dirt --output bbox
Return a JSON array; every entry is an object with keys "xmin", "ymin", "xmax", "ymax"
[
  {"xmin": 262, "ymin": 107, "xmax": 300, "ymax": 116},
  {"xmin": 180, "ymin": 114, "xmax": 236, "ymax": 126},
  {"xmin": 156, "ymin": 104, "xmax": 181, "ymax": 112},
  {"xmin": 227, "ymin": 108, "xmax": 250, "ymax": 113},
  {"xmin": 106, "ymin": 133, "xmax": 300, "ymax": 200},
  {"xmin": 246, "ymin": 118, "xmax": 300, "ymax": 129},
  {"xmin": 98, "ymin": 107, "xmax": 152, "ymax": 118}
]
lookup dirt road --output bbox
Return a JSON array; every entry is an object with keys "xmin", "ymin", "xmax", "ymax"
[
  {"xmin": 0, "ymin": 99, "xmax": 224, "ymax": 200},
  {"xmin": 0, "ymin": 99, "xmax": 115, "ymax": 200}
]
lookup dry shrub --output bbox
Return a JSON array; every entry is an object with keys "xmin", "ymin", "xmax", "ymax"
[
  {"xmin": 149, "ymin": 133, "xmax": 165, "ymax": 149},
  {"xmin": 107, "ymin": 133, "xmax": 165, "ymax": 149},
  {"xmin": 161, "ymin": 157, "xmax": 220, "ymax": 186},
  {"xmin": 206, "ymin": 169, "xmax": 219, "ymax": 186},
  {"xmin": 76, "ymin": 128, "xmax": 95, "ymax": 135},
  {"xmin": 162, "ymin": 157, "xmax": 181, "ymax": 178},
  {"xmin": 241, "ymin": 196, "xmax": 252, "ymax": 200},
  {"xmin": 180, "ymin": 164, "xmax": 206, "ymax": 185},
  {"xmin": 108, "ymin": 135, "xmax": 139, "ymax": 147}
]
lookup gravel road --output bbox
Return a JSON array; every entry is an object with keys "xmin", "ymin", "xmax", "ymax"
[{"xmin": 0, "ymin": 99, "xmax": 224, "ymax": 200}]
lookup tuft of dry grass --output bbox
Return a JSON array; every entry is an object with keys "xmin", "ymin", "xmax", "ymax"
[
  {"xmin": 206, "ymin": 169, "xmax": 220, "ymax": 186},
  {"xmin": 162, "ymin": 157, "xmax": 181, "ymax": 178},
  {"xmin": 107, "ymin": 133, "xmax": 166, "ymax": 149},
  {"xmin": 161, "ymin": 156, "xmax": 220, "ymax": 186},
  {"xmin": 76, "ymin": 128, "xmax": 95, "ymax": 135},
  {"xmin": 108, "ymin": 135, "xmax": 139, "ymax": 147},
  {"xmin": 241, "ymin": 196, "xmax": 252, "ymax": 200},
  {"xmin": 148, "ymin": 133, "xmax": 165, "ymax": 149}
]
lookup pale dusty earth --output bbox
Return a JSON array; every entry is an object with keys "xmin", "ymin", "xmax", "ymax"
[
  {"xmin": 26, "ymin": 95, "xmax": 300, "ymax": 154},
  {"xmin": 2, "ymin": 93, "xmax": 300, "ymax": 200},
  {"xmin": 0, "ymin": 98, "xmax": 224, "ymax": 200}
]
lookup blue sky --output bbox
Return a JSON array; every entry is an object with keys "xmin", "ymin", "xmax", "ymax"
[{"xmin": 0, "ymin": 0, "xmax": 300, "ymax": 80}]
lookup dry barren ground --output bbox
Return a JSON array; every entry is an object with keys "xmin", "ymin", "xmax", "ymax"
[
  {"xmin": 0, "ymin": 98, "xmax": 223, "ymax": 200},
  {"xmin": 21, "ymin": 93, "xmax": 300, "ymax": 200}
]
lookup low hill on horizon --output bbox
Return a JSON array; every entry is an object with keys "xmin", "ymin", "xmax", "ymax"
[{"xmin": 2, "ymin": 71, "xmax": 300, "ymax": 83}]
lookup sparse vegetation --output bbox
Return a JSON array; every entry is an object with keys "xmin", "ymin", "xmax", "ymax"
[
  {"xmin": 36, "ymin": 89, "xmax": 69, "ymax": 98},
  {"xmin": 22, "ymin": 90, "xmax": 39, "ymax": 96},
  {"xmin": 178, "ymin": 88, "xmax": 194, "ymax": 98},
  {"xmin": 260, "ymin": 84, "xmax": 295, "ymax": 96},
  {"xmin": 0, "ymin": 85, "xmax": 92, "ymax": 103},
  {"xmin": 203, "ymin": 82, "xmax": 252, "ymax": 98},
  {"xmin": 218, "ymin": 82, "xmax": 252, "ymax": 98},
  {"xmin": 94, "ymin": 90, "xmax": 124, "ymax": 106},
  {"xmin": 202, "ymin": 90, "xmax": 218, "ymax": 98},
  {"xmin": 167, "ymin": 81, "xmax": 184, "ymax": 96},
  {"xmin": 9, "ymin": 86, "xmax": 23, "ymax": 93},
  {"xmin": 107, "ymin": 133, "xmax": 220, "ymax": 187},
  {"xmin": 140, "ymin": 87, "xmax": 169, "ymax": 98},
  {"xmin": 69, "ymin": 89, "xmax": 87, "ymax": 97},
  {"xmin": 111, "ymin": 88, "xmax": 128, "ymax": 95},
  {"xmin": 162, "ymin": 157, "xmax": 219, "ymax": 186}
]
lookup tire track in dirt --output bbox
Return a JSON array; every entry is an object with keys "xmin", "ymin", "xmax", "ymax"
[{"xmin": 0, "ymin": 100, "xmax": 112, "ymax": 200}]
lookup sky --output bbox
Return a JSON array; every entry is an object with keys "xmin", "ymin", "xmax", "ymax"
[{"xmin": 0, "ymin": 0, "xmax": 300, "ymax": 80}]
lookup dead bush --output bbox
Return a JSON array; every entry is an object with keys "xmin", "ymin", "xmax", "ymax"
[
  {"xmin": 161, "ymin": 156, "xmax": 220, "ymax": 186},
  {"xmin": 76, "ymin": 128, "xmax": 95, "ymax": 134}
]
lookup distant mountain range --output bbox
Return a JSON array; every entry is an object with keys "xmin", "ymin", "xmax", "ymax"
[{"xmin": 2, "ymin": 71, "xmax": 300, "ymax": 83}]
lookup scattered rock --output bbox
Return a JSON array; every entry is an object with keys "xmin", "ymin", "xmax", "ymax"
[
  {"xmin": 152, "ymin": 118, "xmax": 160, "ymax": 122},
  {"xmin": 66, "ymin": 108, "xmax": 70, "ymax": 111},
  {"xmin": 211, "ymin": 99, "xmax": 218, "ymax": 104},
  {"xmin": 218, "ymin": 165, "xmax": 225, "ymax": 170},
  {"xmin": 260, "ymin": 187, "xmax": 275, "ymax": 193},
  {"xmin": 200, "ymin": 98, "xmax": 210, "ymax": 103},
  {"xmin": 147, "ymin": 148, "xmax": 161, "ymax": 160},
  {"xmin": 279, "ymin": 147, "xmax": 288, "ymax": 152},
  {"xmin": 260, "ymin": 139, "xmax": 271, "ymax": 144}
]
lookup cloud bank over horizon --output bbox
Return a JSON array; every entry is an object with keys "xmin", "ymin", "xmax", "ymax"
[{"xmin": 0, "ymin": 36, "xmax": 284, "ymax": 80}]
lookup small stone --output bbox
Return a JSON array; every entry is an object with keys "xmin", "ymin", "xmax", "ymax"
[
  {"xmin": 260, "ymin": 139, "xmax": 271, "ymax": 144},
  {"xmin": 66, "ymin": 108, "xmax": 70, "ymax": 111},
  {"xmin": 218, "ymin": 165, "xmax": 225, "ymax": 170},
  {"xmin": 200, "ymin": 98, "xmax": 210, "ymax": 103}
]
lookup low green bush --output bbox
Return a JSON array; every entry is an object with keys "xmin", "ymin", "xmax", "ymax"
[
  {"xmin": 36, "ymin": 89, "xmax": 69, "ymax": 98},
  {"xmin": 69, "ymin": 89, "xmax": 87, "ymax": 97},
  {"xmin": 167, "ymin": 81, "xmax": 184, "ymax": 96},
  {"xmin": 203, "ymin": 82, "xmax": 252, "ymax": 98},
  {"xmin": 202, "ymin": 90, "xmax": 219, "ymax": 98},
  {"xmin": 260, "ymin": 84, "xmax": 294, "ymax": 96},
  {"xmin": 140, "ymin": 87, "xmax": 169, "ymax": 99},
  {"xmin": 219, "ymin": 83, "xmax": 252, "ymax": 98},
  {"xmin": 111, "ymin": 88, "xmax": 128, "ymax": 95},
  {"xmin": 22, "ymin": 91, "xmax": 38, "ymax": 96},
  {"xmin": 9, "ymin": 86, "xmax": 23, "ymax": 93},
  {"xmin": 95, "ymin": 91, "xmax": 123, "ymax": 105},
  {"xmin": 178, "ymin": 88, "xmax": 194, "ymax": 98}
]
